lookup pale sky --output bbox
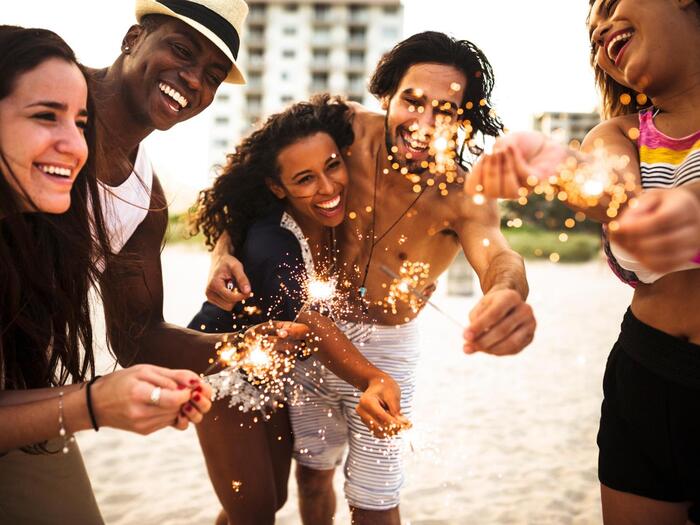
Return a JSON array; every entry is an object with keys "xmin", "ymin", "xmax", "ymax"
[{"xmin": 5, "ymin": 1, "xmax": 598, "ymax": 211}]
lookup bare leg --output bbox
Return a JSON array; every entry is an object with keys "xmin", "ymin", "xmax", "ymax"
[
  {"xmin": 601, "ymin": 484, "xmax": 691, "ymax": 525},
  {"xmin": 296, "ymin": 464, "xmax": 336, "ymax": 525},
  {"xmin": 196, "ymin": 399, "xmax": 292, "ymax": 525},
  {"xmin": 350, "ymin": 506, "xmax": 401, "ymax": 525}
]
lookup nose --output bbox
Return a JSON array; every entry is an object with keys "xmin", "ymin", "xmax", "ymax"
[
  {"xmin": 55, "ymin": 122, "xmax": 88, "ymax": 168},
  {"xmin": 179, "ymin": 66, "xmax": 203, "ymax": 92},
  {"xmin": 317, "ymin": 173, "xmax": 334, "ymax": 195},
  {"xmin": 591, "ymin": 21, "xmax": 612, "ymax": 50}
]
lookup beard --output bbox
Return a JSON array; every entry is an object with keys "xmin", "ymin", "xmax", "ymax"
[{"xmin": 383, "ymin": 114, "xmax": 429, "ymax": 176}]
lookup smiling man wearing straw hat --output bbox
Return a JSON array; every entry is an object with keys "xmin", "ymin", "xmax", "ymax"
[{"xmin": 85, "ymin": 0, "xmax": 308, "ymax": 502}]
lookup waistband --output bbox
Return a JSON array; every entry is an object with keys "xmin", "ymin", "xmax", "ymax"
[{"xmin": 618, "ymin": 308, "xmax": 700, "ymax": 389}]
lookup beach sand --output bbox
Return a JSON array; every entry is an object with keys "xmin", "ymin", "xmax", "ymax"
[{"xmin": 79, "ymin": 245, "xmax": 632, "ymax": 524}]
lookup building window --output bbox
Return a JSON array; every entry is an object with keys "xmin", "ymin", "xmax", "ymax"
[
  {"xmin": 311, "ymin": 72, "xmax": 329, "ymax": 91},
  {"xmin": 283, "ymin": 26, "xmax": 296, "ymax": 36},
  {"xmin": 249, "ymin": 4, "xmax": 266, "ymax": 16},
  {"xmin": 281, "ymin": 71, "xmax": 289, "ymax": 81},
  {"xmin": 215, "ymin": 116, "xmax": 230, "ymax": 125},
  {"xmin": 383, "ymin": 5, "xmax": 399, "ymax": 14},
  {"xmin": 284, "ymin": 3, "xmax": 298, "ymax": 12},
  {"xmin": 348, "ymin": 4, "xmax": 367, "ymax": 21},
  {"xmin": 349, "ymin": 50, "xmax": 365, "ymax": 65},
  {"xmin": 282, "ymin": 49, "xmax": 296, "ymax": 59},
  {"xmin": 216, "ymin": 93, "xmax": 230, "ymax": 103},
  {"xmin": 349, "ymin": 26, "xmax": 366, "ymax": 43},
  {"xmin": 313, "ymin": 4, "xmax": 330, "ymax": 20},
  {"xmin": 281, "ymin": 95, "xmax": 294, "ymax": 103},
  {"xmin": 249, "ymin": 25, "xmax": 265, "ymax": 39},
  {"xmin": 213, "ymin": 139, "xmax": 228, "ymax": 148},
  {"xmin": 246, "ymin": 94, "xmax": 262, "ymax": 111}
]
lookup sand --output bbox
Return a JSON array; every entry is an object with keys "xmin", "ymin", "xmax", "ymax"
[{"xmin": 78, "ymin": 245, "xmax": 632, "ymax": 524}]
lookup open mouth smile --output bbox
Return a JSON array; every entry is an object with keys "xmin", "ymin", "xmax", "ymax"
[
  {"xmin": 158, "ymin": 81, "xmax": 189, "ymax": 112},
  {"xmin": 315, "ymin": 193, "xmax": 343, "ymax": 217},
  {"xmin": 606, "ymin": 29, "xmax": 634, "ymax": 66}
]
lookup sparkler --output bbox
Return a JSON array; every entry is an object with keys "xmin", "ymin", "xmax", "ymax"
[
  {"xmin": 380, "ymin": 264, "xmax": 466, "ymax": 330},
  {"xmin": 293, "ymin": 276, "xmax": 339, "ymax": 322}
]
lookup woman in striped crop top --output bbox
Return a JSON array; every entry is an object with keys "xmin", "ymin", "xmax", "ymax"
[{"xmin": 464, "ymin": 0, "xmax": 700, "ymax": 523}]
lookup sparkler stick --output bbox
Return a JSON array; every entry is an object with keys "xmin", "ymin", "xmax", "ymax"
[{"xmin": 380, "ymin": 265, "xmax": 466, "ymax": 330}]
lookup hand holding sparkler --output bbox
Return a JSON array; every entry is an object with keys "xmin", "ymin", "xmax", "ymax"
[
  {"xmin": 381, "ymin": 263, "xmax": 465, "ymax": 329},
  {"xmin": 203, "ymin": 320, "xmax": 309, "ymax": 376},
  {"xmin": 464, "ymin": 131, "xmax": 639, "ymax": 216},
  {"xmin": 463, "ymin": 288, "xmax": 536, "ymax": 357},
  {"xmin": 356, "ymin": 373, "xmax": 412, "ymax": 439}
]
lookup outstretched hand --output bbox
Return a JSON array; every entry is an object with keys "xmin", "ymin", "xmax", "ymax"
[
  {"xmin": 463, "ymin": 288, "xmax": 536, "ymax": 356},
  {"xmin": 356, "ymin": 374, "xmax": 410, "ymax": 439},
  {"xmin": 464, "ymin": 131, "xmax": 568, "ymax": 199},
  {"xmin": 611, "ymin": 187, "xmax": 700, "ymax": 273}
]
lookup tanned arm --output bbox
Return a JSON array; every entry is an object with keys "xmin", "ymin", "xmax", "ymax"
[{"xmin": 454, "ymin": 191, "xmax": 535, "ymax": 356}]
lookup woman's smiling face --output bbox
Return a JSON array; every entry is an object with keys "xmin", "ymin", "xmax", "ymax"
[
  {"xmin": 0, "ymin": 58, "xmax": 89, "ymax": 213},
  {"xmin": 269, "ymin": 132, "xmax": 349, "ymax": 229}
]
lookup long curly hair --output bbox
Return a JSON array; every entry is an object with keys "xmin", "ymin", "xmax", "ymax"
[
  {"xmin": 191, "ymin": 94, "xmax": 354, "ymax": 253},
  {"xmin": 368, "ymin": 31, "xmax": 504, "ymax": 167},
  {"xmin": 587, "ymin": 0, "xmax": 700, "ymax": 119},
  {"xmin": 0, "ymin": 26, "xmax": 113, "ymax": 392}
]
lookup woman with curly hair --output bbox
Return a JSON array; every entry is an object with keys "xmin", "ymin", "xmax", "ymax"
[{"xmin": 189, "ymin": 95, "xmax": 406, "ymax": 525}]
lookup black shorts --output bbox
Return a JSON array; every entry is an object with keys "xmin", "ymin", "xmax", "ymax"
[{"xmin": 598, "ymin": 309, "xmax": 700, "ymax": 522}]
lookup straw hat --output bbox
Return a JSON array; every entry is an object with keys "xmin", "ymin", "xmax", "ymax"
[{"xmin": 135, "ymin": 0, "xmax": 248, "ymax": 84}]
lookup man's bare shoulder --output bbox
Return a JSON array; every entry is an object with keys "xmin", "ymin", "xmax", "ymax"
[{"xmin": 348, "ymin": 102, "xmax": 384, "ymax": 140}]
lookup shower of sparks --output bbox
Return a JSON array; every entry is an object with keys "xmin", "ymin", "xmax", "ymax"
[
  {"xmin": 380, "ymin": 264, "xmax": 466, "ymax": 330},
  {"xmin": 382, "ymin": 261, "xmax": 431, "ymax": 314}
]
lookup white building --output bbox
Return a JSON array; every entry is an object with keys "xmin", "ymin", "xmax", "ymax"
[
  {"xmin": 207, "ymin": 0, "xmax": 404, "ymax": 169},
  {"xmin": 533, "ymin": 111, "xmax": 600, "ymax": 146}
]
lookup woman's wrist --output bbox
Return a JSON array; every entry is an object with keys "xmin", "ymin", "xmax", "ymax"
[{"xmin": 62, "ymin": 388, "xmax": 95, "ymax": 434}]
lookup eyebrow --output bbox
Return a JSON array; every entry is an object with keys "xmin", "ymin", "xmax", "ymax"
[
  {"xmin": 401, "ymin": 88, "xmax": 458, "ymax": 109},
  {"xmin": 173, "ymin": 30, "xmax": 230, "ymax": 74},
  {"xmin": 292, "ymin": 154, "xmax": 338, "ymax": 180},
  {"xmin": 26, "ymin": 100, "xmax": 88, "ymax": 117}
]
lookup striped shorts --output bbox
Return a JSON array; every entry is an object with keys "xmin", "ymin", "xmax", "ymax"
[{"xmin": 288, "ymin": 320, "xmax": 420, "ymax": 511}]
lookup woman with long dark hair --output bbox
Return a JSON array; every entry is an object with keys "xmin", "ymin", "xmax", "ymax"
[
  {"xmin": 0, "ymin": 25, "xmax": 212, "ymax": 523},
  {"xmin": 189, "ymin": 95, "xmax": 406, "ymax": 525}
]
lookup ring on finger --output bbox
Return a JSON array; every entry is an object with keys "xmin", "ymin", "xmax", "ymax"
[{"xmin": 149, "ymin": 386, "xmax": 162, "ymax": 406}]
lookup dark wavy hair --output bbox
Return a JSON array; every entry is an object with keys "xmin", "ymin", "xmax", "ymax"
[
  {"xmin": 0, "ymin": 26, "xmax": 112, "ymax": 392},
  {"xmin": 369, "ymin": 31, "xmax": 504, "ymax": 167},
  {"xmin": 191, "ymin": 94, "xmax": 354, "ymax": 253},
  {"xmin": 586, "ymin": 0, "xmax": 700, "ymax": 118}
]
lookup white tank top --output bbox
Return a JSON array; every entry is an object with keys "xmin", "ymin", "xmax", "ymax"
[{"xmin": 98, "ymin": 145, "xmax": 154, "ymax": 254}]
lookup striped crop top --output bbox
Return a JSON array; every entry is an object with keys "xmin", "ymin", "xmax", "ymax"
[{"xmin": 604, "ymin": 108, "xmax": 700, "ymax": 286}]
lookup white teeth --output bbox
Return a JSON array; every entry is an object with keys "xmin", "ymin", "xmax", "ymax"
[
  {"xmin": 317, "ymin": 195, "xmax": 341, "ymax": 209},
  {"xmin": 402, "ymin": 130, "xmax": 428, "ymax": 150},
  {"xmin": 159, "ymin": 82, "xmax": 189, "ymax": 108},
  {"xmin": 607, "ymin": 31, "xmax": 633, "ymax": 62},
  {"xmin": 38, "ymin": 164, "xmax": 72, "ymax": 177}
]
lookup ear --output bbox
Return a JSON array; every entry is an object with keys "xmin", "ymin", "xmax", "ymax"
[
  {"xmin": 265, "ymin": 178, "xmax": 286, "ymax": 200},
  {"xmin": 122, "ymin": 25, "xmax": 144, "ymax": 54}
]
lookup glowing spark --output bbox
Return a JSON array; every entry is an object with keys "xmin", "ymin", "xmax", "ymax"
[{"xmin": 380, "ymin": 264, "xmax": 465, "ymax": 329}]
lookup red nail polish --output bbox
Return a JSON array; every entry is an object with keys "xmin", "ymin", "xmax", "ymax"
[
  {"xmin": 189, "ymin": 379, "xmax": 198, "ymax": 385},
  {"xmin": 194, "ymin": 386, "xmax": 202, "ymax": 393},
  {"xmin": 177, "ymin": 384, "xmax": 186, "ymax": 390},
  {"xmin": 185, "ymin": 404, "xmax": 192, "ymax": 412},
  {"xmin": 193, "ymin": 394, "xmax": 201, "ymax": 402}
]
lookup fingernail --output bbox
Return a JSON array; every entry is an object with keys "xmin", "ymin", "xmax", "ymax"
[
  {"xmin": 242, "ymin": 285, "xmax": 251, "ymax": 293},
  {"xmin": 177, "ymin": 384, "xmax": 186, "ymax": 390},
  {"xmin": 464, "ymin": 330, "xmax": 474, "ymax": 342},
  {"xmin": 194, "ymin": 386, "xmax": 202, "ymax": 393},
  {"xmin": 189, "ymin": 379, "xmax": 198, "ymax": 386},
  {"xmin": 185, "ymin": 404, "xmax": 193, "ymax": 412},
  {"xmin": 193, "ymin": 394, "xmax": 201, "ymax": 402}
]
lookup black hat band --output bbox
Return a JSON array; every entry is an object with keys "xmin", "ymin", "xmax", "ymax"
[{"xmin": 156, "ymin": 0, "xmax": 240, "ymax": 60}]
